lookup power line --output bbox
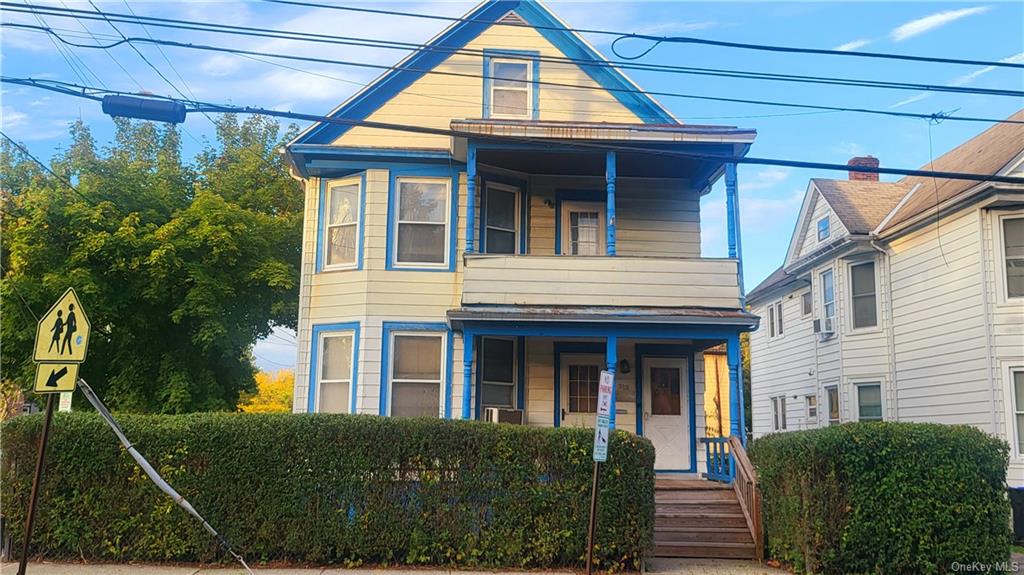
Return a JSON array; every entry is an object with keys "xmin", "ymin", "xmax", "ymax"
[
  {"xmin": 262, "ymin": 0, "xmax": 1024, "ymax": 70},
  {"xmin": 9, "ymin": 23, "xmax": 1024, "ymax": 128},
  {"xmin": 0, "ymin": 129, "xmax": 125, "ymax": 215},
  {"xmin": 6, "ymin": 76, "xmax": 1023, "ymax": 186},
  {"xmin": 6, "ymin": 3, "xmax": 1023, "ymax": 100}
]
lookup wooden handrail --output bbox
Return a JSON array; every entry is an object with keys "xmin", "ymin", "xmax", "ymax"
[{"xmin": 729, "ymin": 435, "xmax": 763, "ymax": 561}]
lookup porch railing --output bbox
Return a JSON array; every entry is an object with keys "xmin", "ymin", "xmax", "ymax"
[
  {"xmin": 730, "ymin": 435, "xmax": 763, "ymax": 560},
  {"xmin": 701, "ymin": 436, "xmax": 732, "ymax": 482},
  {"xmin": 700, "ymin": 435, "xmax": 764, "ymax": 560}
]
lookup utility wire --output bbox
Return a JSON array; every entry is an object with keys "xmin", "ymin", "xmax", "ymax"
[
  {"xmin": 0, "ymin": 130, "xmax": 125, "ymax": 216},
  {"xmin": 9, "ymin": 23, "xmax": 1024, "ymax": 128},
  {"xmin": 261, "ymin": 0, "xmax": 1024, "ymax": 71},
  {"xmin": 6, "ymin": 4, "xmax": 1024, "ymax": 100},
  {"xmin": 6, "ymin": 76, "xmax": 1023, "ymax": 186}
]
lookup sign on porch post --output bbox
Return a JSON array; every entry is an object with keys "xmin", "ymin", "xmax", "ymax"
[{"xmin": 585, "ymin": 370, "xmax": 615, "ymax": 575}]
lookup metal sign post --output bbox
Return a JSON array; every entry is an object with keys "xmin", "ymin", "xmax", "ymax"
[
  {"xmin": 585, "ymin": 370, "xmax": 614, "ymax": 575},
  {"xmin": 18, "ymin": 288, "xmax": 91, "ymax": 575}
]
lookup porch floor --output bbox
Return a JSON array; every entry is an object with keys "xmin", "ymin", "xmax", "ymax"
[{"xmin": 654, "ymin": 477, "xmax": 757, "ymax": 560}]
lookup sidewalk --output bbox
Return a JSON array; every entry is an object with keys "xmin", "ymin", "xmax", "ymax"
[{"xmin": 2, "ymin": 559, "xmax": 788, "ymax": 575}]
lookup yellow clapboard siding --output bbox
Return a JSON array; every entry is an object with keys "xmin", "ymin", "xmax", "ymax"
[{"xmin": 332, "ymin": 25, "xmax": 642, "ymax": 148}]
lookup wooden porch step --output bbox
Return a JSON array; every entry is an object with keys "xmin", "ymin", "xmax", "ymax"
[
  {"xmin": 656, "ymin": 503, "xmax": 742, "ymax": 515},
  {"xmin": 655, "ymin": 489, "xmax": 739, "ymax": 503},
  {"xmin": 655, "ymin": 526, "xmax": 753, "ymax": 544},
  {"xmin": 654, "ymin": 541, "xmax": 756, "ymax": 559},
  {"xmin": 655, "ymin": 512, "xmax": 749, "ymax": 529},
  {"xmin": 655, "ymin": 478, "xmax": 731, "ymax": 491}
]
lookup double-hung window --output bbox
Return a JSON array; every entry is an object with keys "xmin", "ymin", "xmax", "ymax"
[
  {"xmin": 771, "ymin": 396, "xmax": 787, "ymax": 431},
  {"xmin": 481, "ymin": 337, "xmax": 516, "ymax": 409},
  {"xmin": 317, "ymin": 331, "xmax": 355, "ymax": 413},
  {"xmin": 855, "ymin": 382, "xmax": 883, "ymax": 421},
  {"xmin": 390, "ymin": 333, "xmax": 445, "ymax": 417},
  {"xmin": 849, "ymin": 261, "xmax": 878, "ymax": 329},
  {"xmin": 801, "ymin": 291, "xmax": 813, "ymax": 317},
  {"xmin": 806, "ymin": 395, "xmax": 818, "ymax": 420},
  {"xmin": 324, "ymin": 177, "xmax": 360, "ymax": 268},
  {"xmin": 1012, "ymin": 369, "xmax": 1024, "ymax": 454},
  {"xmin": 820, "ymin": 269, "xmax": 835, "ymax": 332},
  {"xmin": 484, "ymin": 183, "xmax": 519, "ymax": 254},
  {"xmin": 1004, "ymin": 217, "xmax": 1024, "ymax": 299},
  {"xmin": 826, "ymin": 385, "xmax": 840, "ymax": 425},
  {"xmin": 489, "ymin": 59, "xmax": 531, "ymax": 118},
  {"xmin": 394, "ymin": 178, "xmax": 450, "ymax": 267},
  {"xmin": 768, "ymin": 301, "xmax": 784, "ymax": 339},
  {"xmin": 817, "ymin": 217, "xmax": 830, "ymax": 242}
]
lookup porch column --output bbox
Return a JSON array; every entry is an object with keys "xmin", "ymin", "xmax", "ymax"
[
  {"xmin": 466, "ymin": 142, "xmax": 477, "ymax": 254},
  {"xmin": 462, "ymin": 331, "xmax": 474, "ymax": 419},
  {"xmin": 605, "ymin": 151, "xmax": 617, "ymax": 256},
  {"xmin": 725, "ymin": 163, "xmax": 746, "ymax": 303},
  {"xmin": 606, "ymin": 335, "xmax": 618, "ymax": 429},
  {"xmin": 727, "ymin": 332, "xmax": 742, "ymax": 438}
]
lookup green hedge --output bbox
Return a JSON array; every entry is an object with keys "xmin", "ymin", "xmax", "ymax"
[
  {"xmin": 750, "ymin": 422, "xmax": 1011, "ymax": 574},
  {"xmin": 2, "ymin": 413, "xmax": 654, "ymax": 569}
]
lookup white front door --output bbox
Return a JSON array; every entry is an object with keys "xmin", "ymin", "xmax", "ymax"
[
  {"xmin": 560, "ymin": 201, "xmax": 605, "ymax": 255},
  {"xmin": 559, "ymin": 353, "xmax": 604, "ymax": 428},
  {"xmin": 643, "ymin": 357, "xmax": 690, "ymax": 471}
]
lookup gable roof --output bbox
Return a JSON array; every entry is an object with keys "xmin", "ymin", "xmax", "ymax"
[
  {"xmin": 747, "ymin": 265, "xmax": 798, "ymax": 304},
  {"xmin": 290, "ymin": 0, "xmax": 677, "ymax": 147},
  {"xmin": 879, "ymin": 108, "xmax": 1024, "ymax": 232},
  {"xmin": 811, "ymin": 178, "xmax": 912, "ymax": 234}
]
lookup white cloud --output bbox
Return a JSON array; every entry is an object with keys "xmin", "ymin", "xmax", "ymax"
[
  {"xmin": 949, "ymin": 52, "xmax": 1024, "ymax": 86},
  {"xmin": 835, "ymin": 141, "xmax": 865, "ymax": 157},
  {"xmin": 889, "ymin": 92, "xmax": 930, "ymax": 109},
  {"xmin": 200, "ymin": 54, "xmax": 247, "ymax": 78},
  {"xmin": 834, "ymin": 39, "xmax": 872, "ymax": 52},
  {"xmin": 1, "ymin": 106, "xmax": 29, "ymax": 129},
  {"xmin": 632, "ymin": 20, "xmax": 718, "ymax": 35},
  {"xmin": 740, "ymin": 168, "xmax": 792, "ymax": 194},
  {"xmin": 889, "ymin": 6, "xmax": 990, "ymax": 42}
]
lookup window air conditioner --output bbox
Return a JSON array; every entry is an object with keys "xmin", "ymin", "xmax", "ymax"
[
  {"xmin": 483, "ymin": 407, "xmax": 524, "ymax": 424},
  {"xmin": 813, "ymin": 318, "xmax": 834, "ymax": 341}
]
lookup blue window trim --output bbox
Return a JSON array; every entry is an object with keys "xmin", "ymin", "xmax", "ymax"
[
  {"xmin": 308, "ymin": 322, "xmax": 361, "ymax": 414},
  {"xmin": 316, "ymin": 173, "xmax": 367, "ymax": 273},
  {"xmin": 552, "ymin": 341, "xmax": 606, "ymax": 428},
  {"xmin": 379, "ymin": 322, "xmax": 453, "ymax": 418},
  {"xmin": 385, "ymin": 165, "xmax": 460, "ymax": 272},
  {"xmin": 553, "ymin": 189, "xmax": 604, "ymax": 255},
  {"xmin": 478, "ymin": 172, "xmax": 529, "ymax": 255},
  {"xmin": 290, "ymin": 1, "xmax": 674, "ymax": 146},
  {"xmin": 474, "ymin": 335, "xmax": 526, "ymax": 418},
  {"xmin": 634, "ymin": 343, "xmax": 697, "ymax": 474},
  {"xmin": 482, "ymin": 49, "xmax": 540, "ymax": 120}
]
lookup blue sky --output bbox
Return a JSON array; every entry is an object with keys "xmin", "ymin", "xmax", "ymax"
[{"xmin": 2, "ymin": 1, "xmax": 1022, "ymax": 370}]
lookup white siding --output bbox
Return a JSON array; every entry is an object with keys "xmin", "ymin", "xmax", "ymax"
[
  {"xmin": 796, "ymin": 190, "xmax": 849, "ymax": 259},
  {"xmin": 888, "ymin": 210, "xmax": 990, "ymax": 428}
]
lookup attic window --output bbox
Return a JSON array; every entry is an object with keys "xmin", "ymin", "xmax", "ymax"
[
  {"xmin": 817, "ymin": 217, "xmax": 830, "ymax": 242},
  {"xmin": 489, "ymin": 59, "xmax": 531, "ymax": 118}
]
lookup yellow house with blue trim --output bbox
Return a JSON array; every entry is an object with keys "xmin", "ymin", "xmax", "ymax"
[{"xmin": 284, "ymin": 0, "xmax": 756, "ymax": 485}]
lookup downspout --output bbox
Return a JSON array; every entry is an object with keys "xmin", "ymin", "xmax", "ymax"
[
  {"xmin": 977, "ymin": 209, "xmax": 999, "ymax": 436},
  {"xmin": 869, "ymin": 239, "xmax": 898, "ymax": 420}
]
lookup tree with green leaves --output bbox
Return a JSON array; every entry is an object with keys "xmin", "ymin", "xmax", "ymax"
[{"xmin": 1, "ymin": 115, "xmax": 302, "ymax": 412}]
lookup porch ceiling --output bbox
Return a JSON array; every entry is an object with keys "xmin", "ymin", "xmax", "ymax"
[
  {"xmin": 447, "ymin": 305, "xmax": 758, "ymax": 328},
  {"xmin": 452, "ymin": 119, "xmax": 756, "ymax": 182}
]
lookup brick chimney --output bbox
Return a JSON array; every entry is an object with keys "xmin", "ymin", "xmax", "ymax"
[{"xmin": 848, "ymin": 156, "xmax": 879, "ymax": 181}]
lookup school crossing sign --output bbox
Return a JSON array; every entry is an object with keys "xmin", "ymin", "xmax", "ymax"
[{"xmin": 32, "ymin": 288, "xmax": 90, "ymax": 393}]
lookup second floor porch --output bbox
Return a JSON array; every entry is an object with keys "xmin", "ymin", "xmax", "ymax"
[{"xmin": 288, "ymin": 119, "xmax": 754, "ymax": 311}]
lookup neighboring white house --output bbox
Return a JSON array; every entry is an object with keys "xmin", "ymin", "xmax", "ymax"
[{"xmin": 747, "ymin": 111, "xmax": 1024, "ymax": 483}]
